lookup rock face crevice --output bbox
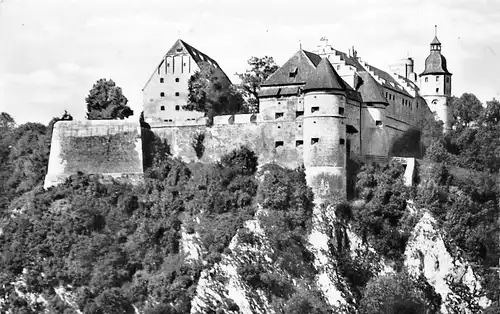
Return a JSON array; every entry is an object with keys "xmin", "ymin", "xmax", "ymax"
[{"xmin": 404, "ymin": 211, "xmax": 491, "ymax": 313}]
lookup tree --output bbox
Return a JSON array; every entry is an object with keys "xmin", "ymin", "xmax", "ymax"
[
  {"xmin": 481, "ymin": 98, "xmax": 500, "ymax": 126},
  {"xmin": 185, "ymin": 62, "xmax": 244, "ymax": 120},
  {"xmin": 236, "ymin": 56, "xmax": 279, "ymax": 113},
  {"xmin": 359, "ymin": 271, "xmax": 439, "ymax": 314},
  {"xmin": 86, "ymin": 79, "xmax": 133, "ymax": 120},
  {"xmin": 451, "ymin": 93, "xmax": 483, "ymax": 128}
]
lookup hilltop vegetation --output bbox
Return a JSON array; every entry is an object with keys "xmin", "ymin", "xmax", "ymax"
[{"xmin": 0, "ymin": 92, "xmax": 499, "ymax": 313}]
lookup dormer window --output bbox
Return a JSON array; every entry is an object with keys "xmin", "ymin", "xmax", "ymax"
[
  {"xmin": 275, "ymin": 141, "xmax": 284, "ymax": 148},
  {"xmin": 311, "ymin": 106, "xmax": 319, "ymax": 113},
  {"xmin": 296, "ymin": 140, "xmax": 303, "ymax": 147},
  {"xmin": 311, "ymin": 138, "xmax": 319, "ymax": 145},
  {"xmin": 296, "ymin": 111, "xmax": 304, "ymax": 118},
  {"xmin": 289, "ymin": 67, "xmax": 298, "ymax": 78},
  {"xmin": 275, "ymin": 112, "xmax": 284, "ymax": 119}
]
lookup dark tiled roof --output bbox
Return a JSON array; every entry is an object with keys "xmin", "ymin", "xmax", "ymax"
[
  {"xmin": 364, "ymin": 63, "xmax": 412, "ymax": 97},
  {"xmin": 395, "ymin": 74, "xmax": 420, "ymax": 94},
  {"xmin": 304, "ymin": 58, "xmax": 347, "ymax": 92},
  {"xmin": 143, "ymin": 39, "xmax": 230, "ymax": 90},
  {"xmin": 333, "ymin": 50, "xmax": 365, "ymax": 71},
  {"xmin": 357, "ymin": 71, "xmax": 389, "ymax": 105},
  {"xmin": 420, "ymin": 52, "xmax": 451, "ymax": 76},
  {"xmin": 262, "ymin": 50, "xmax": 321, "ymax": 86},
  {"xmin": 258, "ymin": 86, "xmax": 300, "ymax": 98},
  {"xmin": 303, "ymin": 50, "xmax": 322, "ymax": 67}
]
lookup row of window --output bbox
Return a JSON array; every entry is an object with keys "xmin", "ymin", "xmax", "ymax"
[
  {"xmin": 160, "ymin": 92, "xmax": 180, "ymax": 97},
  {"xmin": 424, "ymin": 76, "xmax": 450, "ymax": 83},
  {"xmin": 160, "ymin": 78, "xmax": 180, "ymax": 83},
  {"xmin": 274, "ymin": 107, "xmax": 344, "ymax": 119},
  {"xmin": 160, "ymin": 105, "xmax": 181, "ymax": 111},
  {"xmin": 274, "ymin": 138, "xmax": 345, "ymax": 148}
]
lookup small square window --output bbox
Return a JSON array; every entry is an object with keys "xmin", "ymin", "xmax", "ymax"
[
  {"xmin": 175, "ymin": 92, "xmax": 180, "ymax": 96},
  {"xmin": 436, "ymin": 88, "xmax": 439, "ymax": 93},
  {"xmin": 375, "ymin": 120, "xmax": 382, "ymax": 126},
  {"xmin": 296, "ymin": 111, "xmax": 304, "ymax": 118},
  {"xmin": 176, "ymin": 48, "xmax": 182, "ymax": 52},
  {"xmin": 160, "ymin": 106, "xmax": 165, "ymax": 111},
  {"xmin": 296, "ymin": 140, "xmax": 303, "ymax": 147},
  {"xmin": 339, "ymin": 138, "xmax": 345, "ymax": 145},
  {"xmin": 311, "ymin": 138, "xmax": 319, "ymax": 145},
  {"xmin": 425, "ymin": 77, "xmax": 428, "ymax": 82},
  {"xmin": 175, "ymin": 105, "xmax": 180, "ymax": 111},
  {"xmin": 338, "ymin": 107, "xmax": 344, "ymax": 115},
  {"xmin": 275, "ymin": 112, "xmax": 284, "ymax": 119},
  {"xmin": 183, "ymin": 63, "xmax": 186, "ymax": 66},
  {"xmin": 175, "ymin": 78, "xmax": 180, "ymax": 82},
  {"xmin": 160, "ymin": 78, "xmax": 164, "ymax": 83},
  {"xmin": 160, "ymin": 92, "xmax": 165, "ymax": 97},
  {"xmin": 311, "ymin": 106, "xmax": 319, "ymax": 113},
  {"xmin": 436, "ymin": 76, "xmax": 439, "ymax": 82},
  {"xmin": 275, "ymin": 141, "xmax": 284, "ymax": 148},
  {"xmin": 337, "ymin": 65, "xmax": 341, "ymax": 70}
]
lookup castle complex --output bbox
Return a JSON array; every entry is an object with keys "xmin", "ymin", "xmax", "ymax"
[{"xmin": 45, "ymin": 33, "xmax": 453, "ymax": 199}]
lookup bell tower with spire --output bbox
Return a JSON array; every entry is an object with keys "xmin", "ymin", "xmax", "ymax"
[{"xmin": 419, "ymin": 26, "xmax": 453, "ymax": 131}]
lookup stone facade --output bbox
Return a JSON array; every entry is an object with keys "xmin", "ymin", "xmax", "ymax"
[{"xmin": 44, "ymin": 120, "xmax": 143, "ymax": 188}]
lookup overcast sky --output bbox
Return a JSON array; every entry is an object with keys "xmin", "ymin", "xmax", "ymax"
[{"xmin": 1, "ymin": 0, "xmax": 499, "ymax": 124}]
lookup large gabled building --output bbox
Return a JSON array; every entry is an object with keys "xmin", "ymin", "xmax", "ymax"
[{"xmin": 142, "ymin": 39, "xmax": 230, "ymax": 125}]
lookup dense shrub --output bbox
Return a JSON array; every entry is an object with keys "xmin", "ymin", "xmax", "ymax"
[
  {"xmin": 352, "ymin": 162, "xmax": 415, "ymax": 262},
  {"xmin": 359, "ymin": 271, "xmax": 440, "ymax": 314}
]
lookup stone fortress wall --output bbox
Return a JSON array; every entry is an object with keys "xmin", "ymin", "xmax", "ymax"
[{"xmin": 44, "ymin": 120, "xmax": 144, "ymax": 188}]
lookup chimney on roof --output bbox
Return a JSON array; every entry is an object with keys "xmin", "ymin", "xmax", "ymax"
[{"xmin": 352, "ymin": 46, "xmax": 357, "ymax": 58}]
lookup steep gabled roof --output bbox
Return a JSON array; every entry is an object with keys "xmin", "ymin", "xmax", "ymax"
[
  {"xmin": 364, "ymin": 63, "xmax": 412, "ymax": 97},
  {"xmin": 304, "ymin": 58, "xmax": 347, "ymax": 92},
  {"xmin": 142, "ymin": 39, "xmax": 230, "ymax": 91},
  {"xmin": 262, "ymin": 50, "xmax": 321, "ymax": 86},
  {"xmin": 357, "ymin": 71, "xmax": 389, "ymax": 105}
]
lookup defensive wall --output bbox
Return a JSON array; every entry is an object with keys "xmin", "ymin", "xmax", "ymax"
[
  {"xmin": 44, "ymin": 120, "xmax": 144, "ymax": 188},
  {"xmin": 150, "ymin": 113, "xmax": 304, "ymax": 170}
]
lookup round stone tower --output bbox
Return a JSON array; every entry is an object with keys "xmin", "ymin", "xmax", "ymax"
[
  {"xmin": 303, "ymin": 58, "xmax": 348, "ymax": 201},
  {"xmin": 419, "ymin": 29, "xmax": 453, "ymax": 131}
]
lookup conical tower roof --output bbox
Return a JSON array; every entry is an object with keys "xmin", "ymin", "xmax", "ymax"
[
  {"xmin": 430, "ymin": 36, "xmax": 441, "ymax": 45},
  {"xmin": 304, "ymin": 58, "xmax": 347, "ymax": 92},
  {"xmin": 357, "ymin": 71, "xmax": 389, "ymax": 105}
]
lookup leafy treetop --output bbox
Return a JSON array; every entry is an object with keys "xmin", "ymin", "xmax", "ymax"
[
  {"xmin": 86, "ymin": 78, "xmax": 134, "ymax": 120},
  {"xmin": 236, "ymin": 56, "xmax": 279, "ymax": 113},
  {"xmin": 185, "ymin": 62, "xmax": 244, "ymax": 120}
]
